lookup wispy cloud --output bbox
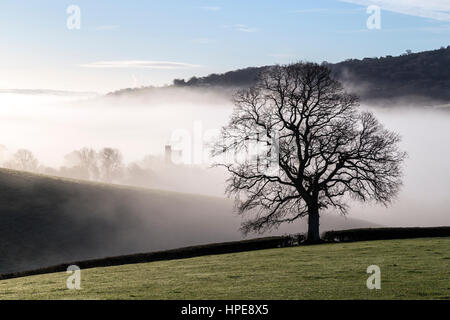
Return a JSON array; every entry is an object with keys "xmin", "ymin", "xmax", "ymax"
[
  {"xmin": 95, "ymin": 25, "xmax": 120, "ymax": 31},
  {"xmin": 234, "ymin": 24, "xmax": 258, "ymax": 32},
  {"xmin": 292, "ymin": 8, "xmax": 330, "ymax": 13},
  {"xmin": 81, "ymin": 60, "xmax": 200, "ymax": 69},
  {"xmin": 223, "ymin": 24, "xmax": 258, "ymax": 33},
  {"xmin": 192, "ymin": 38, "xmax": 217, "ymax": 44},
  {"xmin": 291, "ymin": 7, "xmax": 364, "ymax": 14},
  {"xmin": 200, "ymin": 6, "xmax": 222, "ymax": 11},
  {"xmin": 340, "ymin": 0, "xmax": 450, "ymax": 21}
]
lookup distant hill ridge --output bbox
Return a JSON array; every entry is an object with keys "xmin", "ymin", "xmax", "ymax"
[{"xmin": 109, "ymin": 46, "xmax": 450, "ymax": 104}]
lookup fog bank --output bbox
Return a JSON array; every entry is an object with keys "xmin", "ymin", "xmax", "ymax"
[{"xmin": 1, "ymin": 90, "xmax": 449, "ymax": 229}]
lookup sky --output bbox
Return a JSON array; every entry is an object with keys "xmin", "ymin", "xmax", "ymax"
[{"xmin": 0, "ymin": 0, "xmax": 449, "ymax": 93}]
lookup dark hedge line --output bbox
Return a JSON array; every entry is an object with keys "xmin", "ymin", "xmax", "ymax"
[
  {"xmin": 1, "ymin": 227, "xmax": 448, "ymax": 280},
  {"xmin": 322, "ymin": 227, "xmax": 450, "ymax": 242},
  {"xmin": 0, "ymin": 236, "xmax": 296, "ymax": 280}
]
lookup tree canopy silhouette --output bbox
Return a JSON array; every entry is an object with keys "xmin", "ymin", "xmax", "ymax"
[{"xmin": 213, "ymin": 62, "xmax": 406, "ymax": 242}]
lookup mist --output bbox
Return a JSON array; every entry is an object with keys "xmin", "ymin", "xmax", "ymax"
[
  {"xmin": 346, "ymin": 105, "xmax": 450, "ymax": 227},
  {"xmin": 1, "ymin": 89, "xmax": 450, "ymax": 231},
  {"xmin": 0, "ymin": 89, "xmax": 232, "ymax": 167}
]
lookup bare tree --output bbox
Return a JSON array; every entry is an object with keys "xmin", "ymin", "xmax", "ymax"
[
  {"xmin": 7, "ymin": 149, "xmax": 39, "ymax": 172},
  {"xmin": 65, "ymin": 148, "xmax": 99, "ymax": 180},
  {"xmin": 0, "ymin": 144, "xmax": 7, "ymax": 165},
  {"xmin": 213, "ymin": 62, "xmax": 406, "ymax": 242},
  {"xmin": 99, "ymin": 147, "xmax": 123, "ymax": 183},
  {"xmin": 125, "ymin": 162, "xmax": 154, "ymax": 187}
]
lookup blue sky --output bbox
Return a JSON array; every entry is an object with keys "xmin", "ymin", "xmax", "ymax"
[{"xmin": 0, "ymin": 0, "xmax": 449, "ymax": 92}]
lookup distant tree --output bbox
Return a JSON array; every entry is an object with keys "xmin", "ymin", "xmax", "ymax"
[
  {"xmin": 99, "ymin": 148, "xmax": 123, "ymax": 182},
  {"xmin": 186, "ymin": 76, "xmax": 200, "ymax": 86},
  {"xmin": 125, "ymin": 163, "xmax": 154, "ymax": 187},
  {"xmin": 173, "ymin": 79, "xmax": 187, "ymax": 86},
  {"xmin": 0, "ymin": 144, "xmax": 8, "ymax": 165},
  {"xmin": 65, "ymin": 147, "xmax": 99, "ymax": 180},
  {"xmin": 77, "ymin": 147, "xmax": 99, "ymax": 180},
  {"xmin": 7, "ymin": 149, "xmax": 39, "ymax": 172},
  {"xmin": 40, "ymin": 166, "xmax": 59, "ymax": 177},
  {"xmin": 58, "ymin": 165, "xmax": 88, "ymax": 180},
  {"xmin": 213, "ymin": 62, "xmax": 406, "ymax": 242}
]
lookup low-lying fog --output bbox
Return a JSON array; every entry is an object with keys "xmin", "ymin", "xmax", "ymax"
[
  {"xmin": 349, "ymin": 107, "xmax": 450, "ymax": 227},
  {"xmin": 1, "ymin": 89, "xmax": 449, "ymax": 229}
]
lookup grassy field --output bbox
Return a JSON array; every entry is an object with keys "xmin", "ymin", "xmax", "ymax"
[{"xmin": 1, "ymin": 237, "xmax": 449, "ymax": 300}]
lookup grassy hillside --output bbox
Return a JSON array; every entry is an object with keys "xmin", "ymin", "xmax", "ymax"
[
  {"xmin": 0, "ymin": 169, "xmax": 236, "ymax": 274},
  {"xmin": 0, "ymin": 168, "xmax": 377, "ymax": 274},
  {"xmin": 0, "ymin": 237, "xmax": 448, "ymax": 300}
]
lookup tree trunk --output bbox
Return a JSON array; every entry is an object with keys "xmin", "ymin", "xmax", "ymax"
[{"xmin": 306, "ymin": 205, "xmax": 320, "ymax": 243}]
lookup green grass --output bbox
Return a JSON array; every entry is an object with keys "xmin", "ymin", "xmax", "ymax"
[{"xmin": 1, "ymin": 237, "xmax": 449, "ymax": 300}]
